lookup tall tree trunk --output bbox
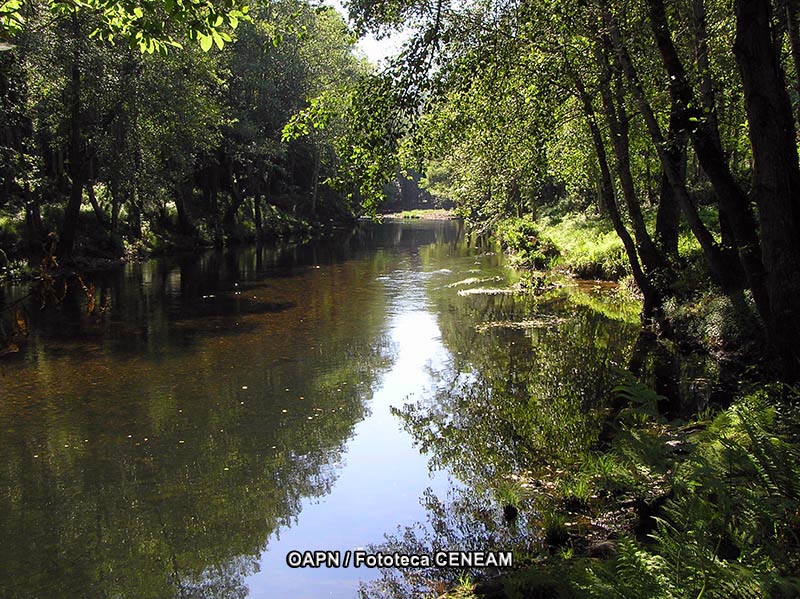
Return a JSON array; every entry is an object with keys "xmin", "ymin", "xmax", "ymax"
[
  {"xmin": 86, "ymin": 182, "xmax": 109, "ymax": 230},
  {"xmin": 570, "ymin": 67, "xmax": 656, "ymax": 317},
  {"xmin": 654, "ymin": 101, "xmax": 685, "ymax": 262},
  {"xmin": 175, "ymin": 181, "xmax": 197, "ymax": 236},
  {"xmin": 110, "ymin": 178, "xmax": 121, "ymax": 234},
  {"xmin": 59, "ymin": 20, "xmax": 84, "ymax": 261},
  {"xmin": 595, "ymin": 37, "xmax": 666, "ymax": 276},
  {"xmin": 602, "ymin": 11, "xmax": 739, "ymax": 289},
  {"xmin": 24, "ymin": 181, "xmax": 44, "ymax": 257},
  {"xmin": 734, "ymin": 0, "xmax": 800, "ymax": 375},
  {"xmin": 254, "ymin": 193, "xmax": 263, "ymax": 241},
  {"xmin": 222, "ymin": 162, "xmax": 246, "ymax": 236},
  {"xmin": 311, "ymin": 145, "xmax": 321, "ymax": 217},
  {"xmin": 644, "ymin": 0, "xmax": 770, "ymax": 320}
]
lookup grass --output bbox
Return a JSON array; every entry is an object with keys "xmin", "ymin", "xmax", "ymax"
[
  {"xmin": 380, "ymin": 208, "xmax": 458, "ymax": 220},
  {"xmin": 494, "ymin": 214, "xmax": 628, "ymax": 279},
  {"xmin": 538, "ymin": 214, "xmax": 629, "ymax": 280}
]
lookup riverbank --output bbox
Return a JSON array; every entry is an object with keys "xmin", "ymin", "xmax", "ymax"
[
  {"xmin": 378, "ymin": 209, "xmax": 459, "ymax": 220},
  {"xmin": 0, "ymin": 203, "xmax": 355, "ymax": 282},
  {"xmin": 434, "ymin": 380, "xmax": 800, "ymax": 599},
  {"xmin": 416, "ymin": 218, "xmax": 795, "ymax": 598}
]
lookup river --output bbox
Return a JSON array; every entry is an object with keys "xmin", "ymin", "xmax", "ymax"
[{"xmin": 0, "ymin": 220, "xmax": 677, "ymax": 598}]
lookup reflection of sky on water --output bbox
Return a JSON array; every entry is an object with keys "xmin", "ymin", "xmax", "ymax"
[
  {"xmin": 248, "ymin": 268, "xmax": 455, "ymax": 598},
  {"xmin": 0, "ymin": 222, "xmax": 472, "ymax": 599}
]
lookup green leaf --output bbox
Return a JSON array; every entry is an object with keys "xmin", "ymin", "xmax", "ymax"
[{"xmin": 199, "ymin": 33, "xmax": 212, "ymax": 51}]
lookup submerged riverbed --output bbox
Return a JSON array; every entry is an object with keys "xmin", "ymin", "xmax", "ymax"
[{"xmin": 0, "ymin": 220, "xmax": 711, "ymax": 598}]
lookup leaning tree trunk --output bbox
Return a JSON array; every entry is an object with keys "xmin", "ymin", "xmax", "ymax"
[
  {"xmin": 604, "ymin": 10, "xmax": 739, "ymax": 291},
  {"xmin": 645, "ymin": 0, "xmax": 770, "ymax": 320},
  {"xmin": 734, "ymin": 0, "xmax": 800, "ymax": 376},
  {"xmin": 595, "ymin": 37, "xmax": 666, "ymax": 277},
  {"xmin": 570, "ymin": 67, "xmax": 657, "ymax": 317}
]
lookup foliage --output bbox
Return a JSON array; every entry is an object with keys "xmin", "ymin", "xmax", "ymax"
[
  {"xmin": 581, "ymin": 385, "xmax": 800, "ymax": 598},
  {"xmin": 494, "ymin": 217, "xmax": 559, "ymax": 270},
  {"xmin": 346, "ymin": 0, "xmax": 800, "ymax": 373},
  {"xmin": 0, "ymin": 0, "xmax": 369, "ymax": 261},
  {"xmin": 1, "ymin": 0, "xmax": 248, "ymax": 53}
]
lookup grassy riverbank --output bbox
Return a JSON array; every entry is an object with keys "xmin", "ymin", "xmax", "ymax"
[
  {"xmin": 420, "ymin": 217, "xmax": 797, "ymax": 599},
  {"xmin": 379, "ymin": 208, "xmax": 459, "ymax": 220}
]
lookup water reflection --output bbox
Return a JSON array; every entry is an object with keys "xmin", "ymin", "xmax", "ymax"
[
  {"xmin": 0, "ymin": 222, "xmax": 463, "ymax": 599},
  {"xmin": 0, "ymin": 220, "xmax": 720, "ymax": 598},
  {"xmin": 361, "ymin": 243, "xmax": 728, "ymax": 598}
]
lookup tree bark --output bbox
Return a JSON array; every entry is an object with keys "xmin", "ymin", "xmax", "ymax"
[
  {"xmin": 603, "ymin": 10, "xmax": 739, "ymax": 291},
  {"xmin": 644, "ymin": 0, "xmax": 770, "ymax": 318},
  {"xmin": 595, "ymin": 38, "xmax": 666, "ymax": 276},
  {"xmin": 59, "ymin": 21, "xmax": 84, "ymax": 261},
  {"xmin": 654, "ymin": 102, "xmax": 685, "ymax": 262},
  {"xmin": 734, "ymin": 0, "xmax": 800, "ymax": 375},
  {"xmin": 175, "ymin": 181, "xmax": 197, "ymax": 236},
  {"xmin": 570, "ymin": 67, "xmax": 656, "ymax": 316},
  {"xmin": 222, "ymin": 162, "xmax": 246, "ymax": 236},
  {"xmin": 86, "ymin": 182, "xmax": 109, "ymax": 230}
]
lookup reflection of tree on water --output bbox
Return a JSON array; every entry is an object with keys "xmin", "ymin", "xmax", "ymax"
[
  {"xmin": 358, "ymin": 486, "xmax": 534, "ymax": 599},
  {"xmin": 365, "ymin": 279, "xmax": 721, "ymax": 597},
  {"xmin": 0, "ymin": 239, "xmax": 396, "ymax": 599},
  {"xmin": 0, "ymin": 339, "xmax": 392, "ymax": 598},
  {"xmin": 399, "ymin": 290, "xmax": 639, "ymax": 484}
]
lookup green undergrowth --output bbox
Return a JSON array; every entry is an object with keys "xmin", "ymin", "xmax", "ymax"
[
  {"xmin": 442, "ymin": 382, "xmax": 800, "ymax": 599},
  {"xmin": 494, "ymin": 212, "xmax": 707, "ymax": 283},
  {"xmin": 494, "ymin": 214, "xmax": 628, "ymax": 280},
  {"xmin": 380, "ymin": 208, "xmax": 457, "ymax": 220}
]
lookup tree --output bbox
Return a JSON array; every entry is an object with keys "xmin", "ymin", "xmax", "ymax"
[
  {"xmin": 1, "ymin": 0, "xmax": 248, "ymax": 54},
  {"xmin": 345, "ymin": 0, "xmax": 800, "ymax": 377}
]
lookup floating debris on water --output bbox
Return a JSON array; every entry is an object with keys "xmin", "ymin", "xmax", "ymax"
[
  {"xmin": 475, "ymin": 315, "xmax": 566, "ymax": 332},
  {"xmin": 446, "ymin": 276, "xmax": 505, "ymax": 288},
  {"xmin": 457, "ymin": 287, "xmax": 519, "ymax": 296}
]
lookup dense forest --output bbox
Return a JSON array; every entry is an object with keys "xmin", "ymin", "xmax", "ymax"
[{"xmin": 0, "ymin": 0, "xmax": 391, "ymax": 265}]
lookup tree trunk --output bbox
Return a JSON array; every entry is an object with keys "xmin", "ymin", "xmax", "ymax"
[
  {"xmin": 254, "ymin": 193, "xmax": 263, "ymax": 241},
  {"xmin": 644, "ymin": 0, "xmax": 770, "ymax": 319},
  {"xmin": 59, "ymin": 23, "xmax": 84, "ymax": 261},
  {"xmin": 734, "ymin": 0, "xmax": 800, "ymax": 375},
  {"xmin": 86, "ymin": 182, "xmax": 109, "ymax": 230},
  {"xmin": 311, "ymin": 145, "xmax": 321, "ymax": 217},
  {"xmin": 110, "ymin": 178, "xmax": 121, "ymax": 234},
  {"xmin": 595, "ymin": 38, "xmax": 666, "ymax": 276},
  {"xmin": 24, "ymin": 181, "xmax": 44, "ymax": 257},
  {"xmin": 175, "ymin": 181, "xmax": 197, "ymax": 236},
  {"xmin": 602, "ymin": 11, "xmax": 739, "ymax": 290},
  {"xmin": 654, "ymin": 94, "xmax": 685, "ymax": 262},
  {"xmin": 222, "ymin": 163, "xmax": 246, "ymax": 236},
  {"xmin": 570, "ymin": 67, "xmax": 656, "ymax": 317}
]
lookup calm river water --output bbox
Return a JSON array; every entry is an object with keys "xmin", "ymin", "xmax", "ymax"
[{"xmin": 0, "ymin": 220, "xmax": 660, "ymax": 598}]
